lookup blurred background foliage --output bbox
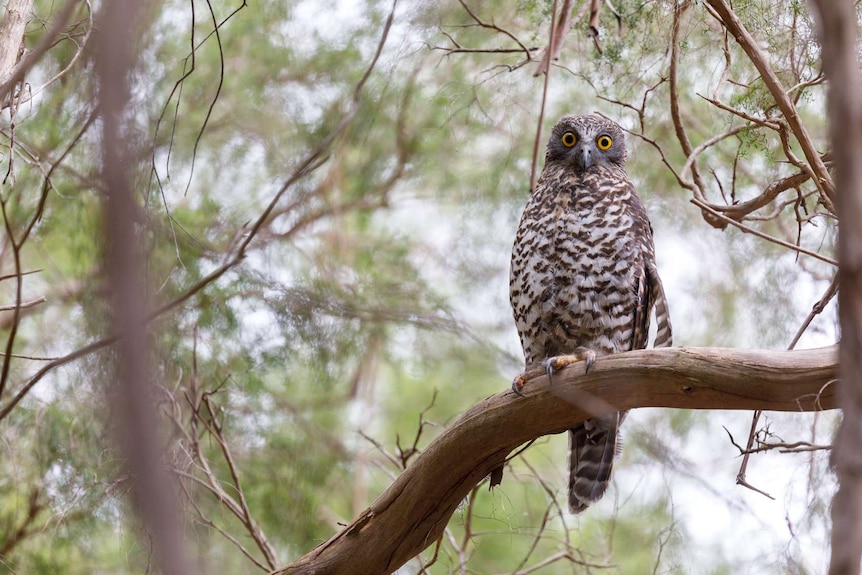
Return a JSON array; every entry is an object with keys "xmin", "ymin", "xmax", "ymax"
[{"xmin": 0, "ymin": 0, "xmax": 840, "ymax": 573}]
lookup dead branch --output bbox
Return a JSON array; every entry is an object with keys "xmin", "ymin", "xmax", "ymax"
[{"xmin": 274, "ymin": 345, "xmax": 838, "ymax": 575}]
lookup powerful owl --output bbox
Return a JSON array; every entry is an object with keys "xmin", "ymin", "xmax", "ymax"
[{"xmin": 509, "ymin": 114, "xmax": 673, "ymax": 513}]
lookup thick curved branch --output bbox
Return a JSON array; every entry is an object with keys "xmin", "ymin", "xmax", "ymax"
[
  {"xmin": 274, "ymin": 345, "xmax": 838, "ymax": 575},
  {"xmin": 719, "ymin": 170, "xmax": 813, "ymax": 222}
]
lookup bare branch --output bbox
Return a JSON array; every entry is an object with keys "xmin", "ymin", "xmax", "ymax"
[
  {"xmin": 533, "ymin": 0, "xmax": 576, "ymax": 76},
  {"xmin": 690, "ymin": 198, "xmax": 837, "ymax": 267},
  {"xmin": 789, "ymin": 274, "xmax": 839, "ymax": 350},
  {"xmin": 678, "ymin": 125, "xmax": 748, "ymax": 189},
  {"xmin": 717, "ymin": 170, "xmax": 814, "ymax": 222},
  {"xmin": 670, "ymin": 2, "xmax": 709, "ymax": 203},
  {"xmin": 456, "ymin": 0, "xmax": 534, "ymax": 63},
  {"xmin": 200, "ymin": 393, "xmax": 278, "ymax": 569},
  {"xmin": 0, "ymin": 296, "xmax": 45, "ymax": 312},
  {"xmin": 0, "ymin": 197, "xmax": 25, "ymax": 399},
  {"xmin": 529, "ymin": 0, "xmax": 559, "ymax": 192}
]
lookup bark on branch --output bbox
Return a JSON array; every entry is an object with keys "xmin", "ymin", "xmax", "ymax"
[{"xmin": 274, "ymin": 345, "xmax": 838, "ymax": 575}]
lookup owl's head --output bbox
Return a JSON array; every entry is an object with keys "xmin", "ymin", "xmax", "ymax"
[{"xmin": 545, "ymin": 115, "xmax": 626, "ymax": 172}]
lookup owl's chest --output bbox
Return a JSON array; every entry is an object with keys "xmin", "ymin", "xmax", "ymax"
[
  {"xmin": 512, "ymin": 195, "xmax": 640, "ymax": 294},
  {"xmin": 510, "ymin": 189, "xmax": 643, "ymax": 350}
]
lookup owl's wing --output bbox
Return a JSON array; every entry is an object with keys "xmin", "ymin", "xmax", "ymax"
[
  {"xmin": 632, "ymin": 227, "xmax": 673, "ymax": 351},
  {"xmin": 648, "ymin": 261, "xmax": 673, "ymax": 348},
  {"xmin": 631, "ymin": 267, "xmax": 652, "ymax": 351},
  {"xmin": 631, "ymin": 262, "xmax": 673, "ymax": 350}
]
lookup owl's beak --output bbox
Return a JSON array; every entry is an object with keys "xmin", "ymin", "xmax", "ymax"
[{"xmin": 574, "ymin": 146, "xmax": 592, "ymax": 171}]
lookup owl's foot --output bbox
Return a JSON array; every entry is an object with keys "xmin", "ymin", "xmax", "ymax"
[
  {"xmin": 543, "ymin": 347, "xmax": 596, "ymax": 385},
  {"xmin": 511, "ymin": 373, "xmax": 529, "ymax": 396},
  {"xmin": 512, "ymin": 348, "xmax": 596, "ymax": 395}
]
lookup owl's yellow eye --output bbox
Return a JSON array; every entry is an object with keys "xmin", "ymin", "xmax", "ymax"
[
  {"xmin": 561, "ymin": 132, "xmax": 577, "ymax": 147},
  {"xmin": 596, "ymin": 135, "xmax": 613, "ymax": 150}
]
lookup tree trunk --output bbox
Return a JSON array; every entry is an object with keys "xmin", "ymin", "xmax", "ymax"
[
  {"xmin": 0, "ymin": 0, "xmax": 32, "ymax": 86},
  {"xmin": 96, "ymin": 1, "xmax": 190, "ymax": 573},
  {"xmin": 811, "ymin": 2, "xmax": 862, "ymax": 574}
]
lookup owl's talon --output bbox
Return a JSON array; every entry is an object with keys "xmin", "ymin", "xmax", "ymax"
[
  {"xmin": 512, "ymin": 373, "xmax": 528, "ymax": 396},
  {"xmin": 542, "ymin": 348, "xmax": 596, "ymax": 381},
  {"xmin": 542, "ymin": 357, "xmax": 557, "ymax": 385},
  {"xmin": 583, "ymin": 350, "xmax": 596, "ymax": 374}
]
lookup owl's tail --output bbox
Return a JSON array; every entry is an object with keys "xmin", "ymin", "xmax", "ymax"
[{"xmin": 567, "ymin": 411, "xmax": 625, "ymax": 513}]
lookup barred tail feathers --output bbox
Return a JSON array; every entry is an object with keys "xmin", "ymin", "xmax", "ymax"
[{"xmin": 567, "ymin": 412, "xmax": 625, "ymax": 513}]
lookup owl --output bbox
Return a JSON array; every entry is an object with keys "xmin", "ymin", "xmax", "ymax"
[{"xmin": 509, "ymin": 114, "xmax": 672, "ymax": 513}]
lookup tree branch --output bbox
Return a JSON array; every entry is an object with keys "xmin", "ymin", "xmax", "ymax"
[
  {"xmin": 705, "ymin": 0, "xmax": 835, "ymax": 211},
  {"xmin": 274, "ymin": 345, "xmax": 838, "ymax": 575}
]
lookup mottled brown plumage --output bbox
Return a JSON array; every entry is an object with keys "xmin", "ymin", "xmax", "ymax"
[{"xmin": 510, "ymin": 114, "xmax": 672, "ymax": 513}]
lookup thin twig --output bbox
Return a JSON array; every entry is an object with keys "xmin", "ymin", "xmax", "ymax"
[
  {"xmin": 690, "ymin": 198, "xmax": 837, "ymax": 266},
  {"xmin": 0, "ymin": 197, "xmax": 24, "ymax": 400},
  {"xmin": 456, "ymin": 0, "xmax": 533, "ymax": 62},
  {"xmin": 678, "ymin": 125, "xmax": 749, "ymax": 189},
  {"xmin": 0, "ymin": 296, "xmax": 45, "ymax": 312},
  {"xmin": 200, "ymin": 394, "xmax": 278, "ymax": 568},
  {"xmin": 789, "ymin": 274, "xmax": 839, "ymax": 350},
  {"xmin": 529, "ymin": 0, "xmax": 559, "ymax": 192}
]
